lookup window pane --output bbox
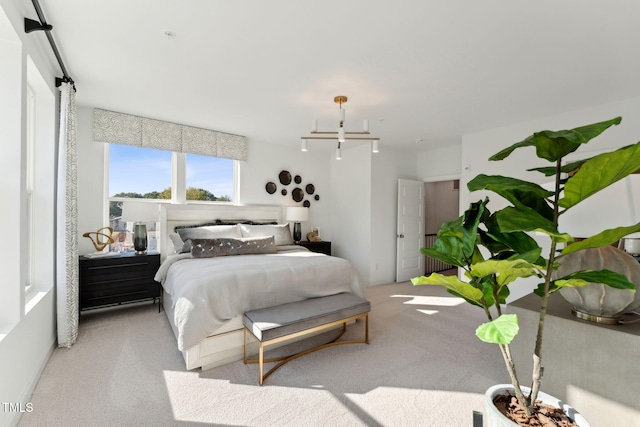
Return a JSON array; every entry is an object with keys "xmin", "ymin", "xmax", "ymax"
[
  {"xmin": 109, "ymin": 145, "xmax": 172, "ymax": 198},
  {"xmin": 186, "ymin": 154, "xmax": 234, "ymax": 202}
]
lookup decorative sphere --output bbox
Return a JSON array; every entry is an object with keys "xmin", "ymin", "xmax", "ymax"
[{"xmin": 556, "ymin": 245, "xmax": 640, "ymax": 318}]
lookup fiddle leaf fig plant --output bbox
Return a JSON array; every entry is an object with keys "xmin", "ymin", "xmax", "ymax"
[{"xmin": 412, "ymin": 116, "xmax": 640, "ymax": 419}]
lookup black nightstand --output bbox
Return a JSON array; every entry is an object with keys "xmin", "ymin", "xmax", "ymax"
[
  {"xmin": 297, "ymin": 241, "xmax": 331, "ymax": 256},
  {"xmin": 79, "ymin": 251, "xmax": 161, "ymax": 312}
]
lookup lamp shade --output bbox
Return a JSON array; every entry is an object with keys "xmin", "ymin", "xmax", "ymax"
[
  {"xmin": 120, "ymin": 201, "xmax": 159, "ymax": 223},
  {"xmin": 286, "ymin": 206, "xmax": 308, "ymax": 222}
]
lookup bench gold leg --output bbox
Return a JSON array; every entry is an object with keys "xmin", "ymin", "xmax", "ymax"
[
  {"xmin": 245, "ymin": 312, "xmax": 370, "ymax": 385},
  {"xmin": 259, "ymin": 343, "xmax": 264, "ymax": 386}
]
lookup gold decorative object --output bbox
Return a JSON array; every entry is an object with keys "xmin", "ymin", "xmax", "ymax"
[
  {"xmin": 83, "ymin": 226, "xmax": 115, "ymax": 251},
  {"xmin": 306, "ymin": 231, "xmax": 322, "ymax": 242}
]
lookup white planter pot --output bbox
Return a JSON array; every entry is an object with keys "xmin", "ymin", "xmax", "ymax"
[{"xmin": 484, "ymin": 384, "xmax": 590, "ymax": 427}]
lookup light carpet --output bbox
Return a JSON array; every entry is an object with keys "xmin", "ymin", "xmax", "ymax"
[{"xmin": 18, "ymin": 281, "xmax": 508, "ymax": 427}]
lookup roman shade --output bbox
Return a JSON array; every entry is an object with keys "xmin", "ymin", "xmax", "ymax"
[{"xmin": 93, "ymin": 108, "xmax": 248, "ymax": 161}]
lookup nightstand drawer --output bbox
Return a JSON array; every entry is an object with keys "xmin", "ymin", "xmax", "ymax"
[
  {"xmin": 79, "ymin": 252, "xmax": 161, "ymax": 311},
  {"xmin": 81, "ymin": 281, "xmax": 159, "ymax": 309}
]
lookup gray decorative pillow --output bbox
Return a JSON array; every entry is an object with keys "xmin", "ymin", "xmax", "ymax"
[
  {"xmin": 177, "ymin": 225, "xmax": 242, "ymax": 253},
  {"xmin": 238, "ymin": 223, "xmax": 294, "ymax": 246},
  {"xmin": 191, "ymin": 237, "xmax": 277, "ymax": 258}
]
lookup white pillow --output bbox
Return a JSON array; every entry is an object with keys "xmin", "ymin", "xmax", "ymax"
[
  {"xmin": 168, "ymin": 232, "xmax": 184, "ymax": 254},
  {"xmin": 239, "ymin": 223, "xmax": 294, "ymax": 246}
]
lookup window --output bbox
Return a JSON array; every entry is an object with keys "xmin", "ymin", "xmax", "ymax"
[
  {"xmin": 108, "ymin": 145, "xmax": 172, "ymax": 200},
  {"xmin": 108, "ymin": 145, "xmax": 171, "ymax": 249},
  {"xmin": 107, "ymin": 145, "xmax": 236, "ymax": 251},
  {"xmin": 186, "ymin": 153, "xmax": 234, "ymax": 202},
  {"xmin": 25, "ymin": 85, "xmax": 35, "ymax": 292}
]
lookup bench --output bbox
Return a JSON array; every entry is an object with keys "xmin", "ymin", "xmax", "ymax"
[{"xmin": 243, "ymin": 292, "xmax": 371, "ymax": 385}]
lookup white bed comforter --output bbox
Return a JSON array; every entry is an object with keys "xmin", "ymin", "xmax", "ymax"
[{"xmin": 154, "ymin": 247, "xmax": 365, "ymax": 351}]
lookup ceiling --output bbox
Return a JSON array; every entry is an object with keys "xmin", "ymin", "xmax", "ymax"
[{"xmin": 25, "ymin": 0, "xmax": 640, "ymax": 152}]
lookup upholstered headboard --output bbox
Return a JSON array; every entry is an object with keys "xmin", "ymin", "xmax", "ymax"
[{"xmin": 159, "ymin": 204, "xmax": 284, "ymax": 261}]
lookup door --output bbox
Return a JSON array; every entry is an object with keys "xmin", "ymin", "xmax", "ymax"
[{"xmin": 396, "ymin": 179, "xmax": 425, "ymax": 282}]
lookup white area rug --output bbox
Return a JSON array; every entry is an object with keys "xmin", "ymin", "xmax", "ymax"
[{"xmin": 18, "ymin": 281, "xmax": 508, "ymax": 426}]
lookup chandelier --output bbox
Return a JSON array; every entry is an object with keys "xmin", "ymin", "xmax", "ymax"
[{"xmin": 301, "ymin": 96, "xmax": 380, "ymax": 160}]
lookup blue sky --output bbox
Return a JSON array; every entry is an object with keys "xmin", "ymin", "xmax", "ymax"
[{"xmin": 109, "ymin": 145, "xmax": 234, "ymax": 198}]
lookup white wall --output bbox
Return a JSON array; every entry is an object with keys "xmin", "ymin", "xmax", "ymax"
[
  {"xmin": 416, "ymin": 144, "xmax": 462, "ymax": 182},
  {"xmin": 461, "ymin": 96, "xmax": 640, "ymax": 301},
  {"xmin": 238, "ymin": 137, "xmax": 332, "ymax": 241},
  {"xmin": 77, "ymin": 107, "xmax": 107, "ymax": 255},
  {"xmin": 0, "ymin": 1, "xmax": 58, "ymax": 426},
  {"xmin": 330, "ymin": 144, "xmax": 372, "ymax": 283},
  {"xmin": 371, "ymin": 146, "xmax": 417, "ymax": 285}
]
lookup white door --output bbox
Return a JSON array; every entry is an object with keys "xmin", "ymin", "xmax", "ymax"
[{"xmin": 396, "ymin": 179, "xmax": 425, "ymax": 282}]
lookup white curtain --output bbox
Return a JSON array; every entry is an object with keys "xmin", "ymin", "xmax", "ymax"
[{"xmin": 56, "ymin": 82, "xmax": 79, "ymax": 348}]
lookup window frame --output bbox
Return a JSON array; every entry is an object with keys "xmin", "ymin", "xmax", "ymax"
[
  {"xmin": 24, "ymin": 84, "xmax": 35, "ymax": 294},
  {"xmin": 105, "ymin": 144, "xmax": 239, "ymax": 220}
]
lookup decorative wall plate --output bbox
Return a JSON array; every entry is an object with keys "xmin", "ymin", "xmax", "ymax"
[
  {"xmin": 314, "ymin": 195, "xmax": 320, "ymax": 201},
  {"xmin": 294, "ymin": 175, "xmax": 302, "ymax": 184},
  {"xmin": 292, "ymin": 188, "xmax": 304, "ymax": 202},
  {"xmin": 305, "ymin": 184, "xmax": 315, "ymax": 194},
  {"xmin": 279, "ymin": 170, "xmax": 292, "ymax": 185},
  {"xmin": 281, "ymin": 189, "xmax": 287, "ymax": 195},
  {"xmin": 303, "ymin": 200, "xmax": 310, "ymax": 207},
  {"xmin": 265, "ymin": 182, "xmax": 276, "ymax": 194}
]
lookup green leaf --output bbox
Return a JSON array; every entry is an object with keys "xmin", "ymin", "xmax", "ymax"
[
  {"xmin": 468, "ymin": 175, "xmax": 555, "ymax": 221},
  {"xmin": 560, "ymin": 269, "xmax": 636, "ymax": 290},
  {"xmin": 559, "ymin": 143, "xmax": 640, "ymax": 209},
  {"xmin": 495, "ymin": 207, "xmax": 572, "ymax": 242},
  {"xmin": 412, "ymin": 273, "xmax": 484, "ymax": 305},
  {"xmin": 476, "ymin": 314, "xmax": 519, "ymax": 344},
  {"xmin": 489, "ymin": 117, "xmax": 621, "ymax": 162},
  {"xmin": 482, "ymin": 213, "xmax": 541, "ymax": 257},
  {"xmin": 460, "ymin": 199, "xmax": 488, "ymax": 260},
  {"xmin": 527, "ymin": 159, "xmax": 590, "ymax": 177},
  {"xmin": 535, "ymin": 269, "xmax": 636, "ymax": 296},
  {"xmin": 470, "ymin": 259, "xmax": 538, "ymax": 287},
  {"xmin": 421, "ymin": 246, "xmax": 464, "ymax": 267},
  {"xmin": 420, "ymin": 201, "xmax": 488, "ymax": 267},
  {"xmin": 468, "ymin": 175, "xmax": 554, "ymax": 200},
  {"xmin": 561, "ymin": 223, "xmax": 640, "ymax": 255}
]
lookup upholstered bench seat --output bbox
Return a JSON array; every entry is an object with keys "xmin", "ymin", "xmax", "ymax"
[{"xmin": 243, "ymin": 292, "xmax": 370, "ymax": 385}]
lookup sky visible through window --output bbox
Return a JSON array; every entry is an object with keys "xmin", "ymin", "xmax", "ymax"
[{"xmin": 109, "ymin": 145, "xmax": 234, "ymax": 199}]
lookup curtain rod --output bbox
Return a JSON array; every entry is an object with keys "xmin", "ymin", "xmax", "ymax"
[{"xmin": 24, "ymin": 0, "xmax": 75, "ymax": 90}]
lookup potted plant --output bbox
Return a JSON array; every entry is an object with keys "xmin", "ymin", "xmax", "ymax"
[{"xmin": 412, "ymin": 117, "xmax": 640, "ymax": 426}]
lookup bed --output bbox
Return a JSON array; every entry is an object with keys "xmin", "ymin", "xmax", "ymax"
[{"xmin": 155, "ymin": 204, "xmax": 366, "ymax": 370}]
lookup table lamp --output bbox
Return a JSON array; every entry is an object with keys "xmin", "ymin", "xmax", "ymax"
[
  {"xmin": 121, "ymin": 201, "xmax": 159, "ymax": 254},
  {"xmin": 286, "ymin": 206, "xmax": 308, "ymax": 244}
]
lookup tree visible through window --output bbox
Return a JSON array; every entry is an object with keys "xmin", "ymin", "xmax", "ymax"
[{"xmin": 107, "ymin": 145, "xmax": 235, "ymax": 243}]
